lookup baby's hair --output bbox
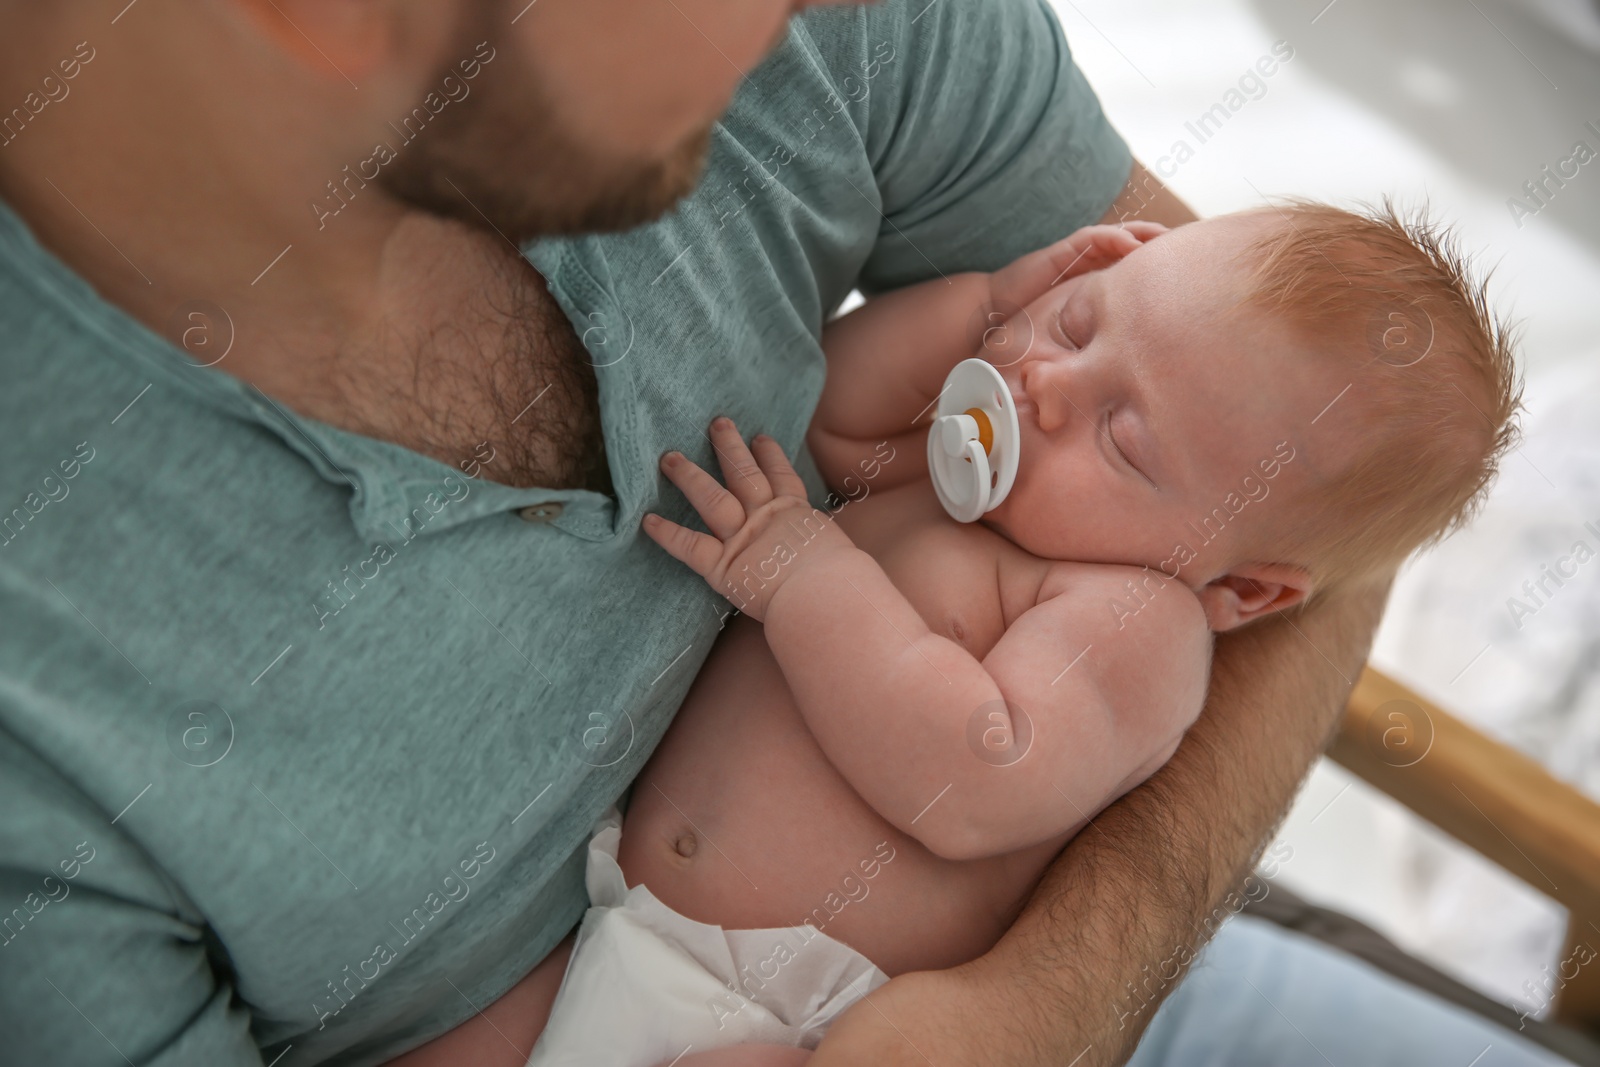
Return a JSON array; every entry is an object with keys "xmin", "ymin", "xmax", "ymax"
[{"xmin": 1239, "ymin": 197, "xmax": 1522, "ymax": 594}]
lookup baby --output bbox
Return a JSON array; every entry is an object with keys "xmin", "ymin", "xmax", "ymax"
[{"xmin": 423, "ymin": 203, "xmax": 1518, "ymax": 1067}]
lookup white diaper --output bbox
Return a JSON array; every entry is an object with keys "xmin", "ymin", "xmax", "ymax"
[{"xmin": 526, "ymin": 807, "xmax": 890, "ymax": 1067}]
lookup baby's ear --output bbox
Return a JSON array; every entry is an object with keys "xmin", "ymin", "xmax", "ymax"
[{"xmin": 1196, "ymin": 563, "xmax": 1312, "ymax": 631}]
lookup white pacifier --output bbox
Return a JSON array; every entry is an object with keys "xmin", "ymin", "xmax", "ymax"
[{"xmin": 927, "ymin": 358, "xmax": 1022, "ymax": 523}]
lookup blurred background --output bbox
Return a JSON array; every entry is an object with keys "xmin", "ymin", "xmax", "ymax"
[{"xmin": 1051, "ymin": 0, "xmax": 1600, "ymax": 1022}]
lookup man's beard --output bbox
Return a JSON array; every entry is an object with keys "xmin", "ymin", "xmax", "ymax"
[{"xmin": 378, "ymin": 53, "xmax": 715, "ymax": 244}]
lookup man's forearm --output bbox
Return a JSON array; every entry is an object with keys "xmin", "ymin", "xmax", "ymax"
[
  {"xmin": 1097, "ymin": 159, "xmax": 1200, "ymax": 229},
  {"xmin": 963, "ymin": 580, "xmax": 1388, "ymax": 1065}
]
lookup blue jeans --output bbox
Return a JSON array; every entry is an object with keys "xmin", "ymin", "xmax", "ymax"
[{"xmin": 1127, "ymin": 916, "xmax": 1573, "ymax": 1066}]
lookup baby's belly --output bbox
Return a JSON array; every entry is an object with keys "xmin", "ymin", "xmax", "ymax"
[{"xmin": 614, "ymin": 616, "xmax": 1059, "ymax": 977}]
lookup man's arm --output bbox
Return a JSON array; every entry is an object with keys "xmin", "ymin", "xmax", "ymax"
[
  {"xmin": 1098, "ymin": 159, "xmax": 1199, "ymax": 229},
  {"xmin": 0, "ymin": 737, "xmax": 268, "ymax": 1067},
  {"xmin": 810, "ymin": 577, "xmax": 1390, "ymax": 1065}
]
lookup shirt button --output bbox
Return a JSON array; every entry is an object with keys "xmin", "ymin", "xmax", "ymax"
[{"xmin": 518, "ymin": 502, "xmax": 564, "ymax": 523}]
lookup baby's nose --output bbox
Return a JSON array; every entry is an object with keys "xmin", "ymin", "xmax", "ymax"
[{"xmin": 1025, "ymin": 358, "xmax": 1084, "ymax": 435}]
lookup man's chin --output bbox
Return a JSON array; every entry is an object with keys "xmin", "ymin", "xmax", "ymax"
[
  {"xmin": 489, "ymin": 119, "xmax": 716, "ymax": 242},
  {"xmin": 379, "ymin": 119, "xmax": 715, "ymax": 245},
  {"xmin": 558, "ymin": 122, "xmax": 715, "ymax": 236}
]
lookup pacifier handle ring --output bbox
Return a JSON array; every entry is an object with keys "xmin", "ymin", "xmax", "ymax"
[
  {"xmin": 926, "ymin": 358, "xmax": 1021, "ymax": 523},
  {"xmin": 962, "ymin": 439, "xmax": 992, "ymax": 517},
  {"xmin": 927, "ymin": 429, "xmax": 991, "ymax": 523}
]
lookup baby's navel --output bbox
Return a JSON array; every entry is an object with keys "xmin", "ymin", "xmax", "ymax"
[{"xmin": 672, "ymin": 832, "xmax": 698, "ymax": 860}]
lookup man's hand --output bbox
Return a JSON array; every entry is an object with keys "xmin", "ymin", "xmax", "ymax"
[{"xmin": 644, "ymin": 417, "xmax": 855, "ymax": 621}]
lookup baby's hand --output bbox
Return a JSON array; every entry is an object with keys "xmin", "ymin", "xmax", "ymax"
[
  {"xmin": 989, "ymin": 221, "xmax": 1168, "ymax": 312},
  {"xmin": 644, "ymin": 417, "xmax": 856, "ymax": 622}
]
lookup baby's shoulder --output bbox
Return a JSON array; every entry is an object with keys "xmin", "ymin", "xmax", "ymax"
[
  {"xmin": 1029, "ymin": 560, "xmax": 1212, "ymax": 719},
  {"xmin": 1033, "ymin": 559, "xmax": 1209, "ymax": 650}
]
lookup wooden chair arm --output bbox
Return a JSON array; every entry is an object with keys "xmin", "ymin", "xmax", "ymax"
[{"xmin": 1327, "ymin": 667, "xmax": 1600, "ymax": 923}]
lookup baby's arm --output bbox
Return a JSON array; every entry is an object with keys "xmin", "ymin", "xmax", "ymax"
[
  {"xmin": 809, "ymin": 223, "xmax": 1166, "ymax": 494},
  {"xmin": 645, "ymin": 421, "xmax": 1209, "ymax": 862},
  {"xmin": 807, "ymin": 270, "xmax": 988, "ymax": 494},
  {"xmin": 765, "ymin": 555, "xmax": 1211, "ymax": 861}
]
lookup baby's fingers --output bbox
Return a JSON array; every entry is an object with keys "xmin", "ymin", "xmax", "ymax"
[
  {"xmin": 750, "ymin": 435, "xmax": 809, "ymax": 500},
  {"xmin": 709, "ymin": 418, "xmax": 774, "ymax": 512},
  {"xmin": 660, "ymin": 451, "xmax": 746, "ymax": 540},
  {"xmin": 992, "ymin": 225, "xmax": 1147, "ymax": 308},
  {"xmin": 641, "ymin": 513, "xmax": 726, "ymax": 579},
  {"xmin": 1118, "ymin": 220, "xmax": 1169, "ymax": 242},
  {"xmin": 1074, "ymin": 225, "xmax": 1145, "ymax": 262}
]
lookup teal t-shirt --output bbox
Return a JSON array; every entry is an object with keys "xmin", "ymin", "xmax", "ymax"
[{"xmin": 0, "ymin": 0, "xmax": 1130, "ymax": 1063}]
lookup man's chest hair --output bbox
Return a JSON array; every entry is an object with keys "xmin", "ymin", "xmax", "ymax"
[{"xmin": 313, "ymin": 228, "xmax": 607, "ymax": 493}]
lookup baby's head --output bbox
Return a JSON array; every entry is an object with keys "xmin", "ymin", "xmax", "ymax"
[{"xmin": 981, "ymin": 201, "xmax": 1520, "ymax": 631}]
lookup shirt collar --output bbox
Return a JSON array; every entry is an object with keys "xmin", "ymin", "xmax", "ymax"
[{"xmin": 0, "ymin": 195, "xmax": 627, "ymax": 544}]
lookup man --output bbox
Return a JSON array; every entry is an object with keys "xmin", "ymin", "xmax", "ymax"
[{"xmin": 0, "ymin": 1, "xmax": 1565, "ymax": 1065}]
